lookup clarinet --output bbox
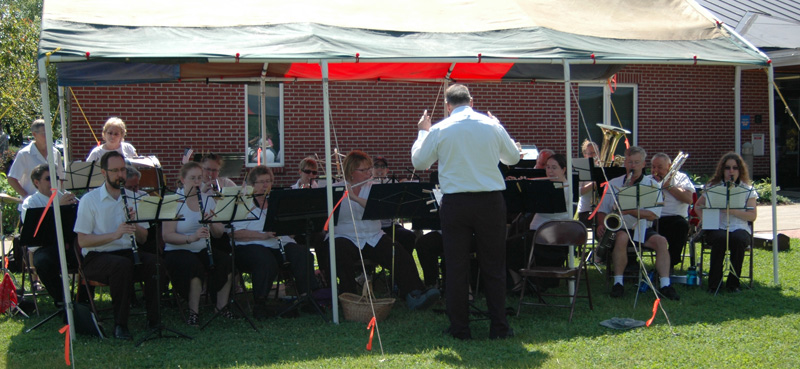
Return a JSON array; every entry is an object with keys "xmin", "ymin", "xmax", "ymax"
[
  {"xmin": 119, "ymin": 180, "xmax": 142, "ymax": 265},
  {"xmin": 196, "ymin": 186, "xmax": 214, "ymax": 268}
]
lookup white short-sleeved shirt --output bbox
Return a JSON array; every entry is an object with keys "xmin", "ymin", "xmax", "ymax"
[
  {"xmin": 74, "ymin": 184, "xmax": 149, "ymax": 255},
  {"xmin": 164, "ymin": 195, "xmax": 216, "ymax": 253},
  {"xmin": 85, "ymin": 142, "xmax": 138, "ymax": 162},
  {"xmin": 20, "ymin": 191, "xmax": 59, "ymax": 221},
  {"xmin": 8, "ymin": 142, "xmax": 64, "ymax": 196},
  {"xmin": 598, "ymin": 174, "xmax": 662, "ymax": 242},
  {"xmin": 704, "ymin": 182, "xmax": 758, "ymax": 234},
  {"xmin": 660, "ymin": 171, "xmax": 696, "ymax": 217},
  {"xmin": 333, "ymin": 182, "xmax": 384, "ymax": 249},
  {"xmin": 235, "ymin": 205, "xmax": 295, "ymax": 249}
]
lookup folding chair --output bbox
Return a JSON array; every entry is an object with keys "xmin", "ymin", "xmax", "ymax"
[
  {"xmin": 697, "ymin": 222, "xmax": 755, "ymax": 290},
  {"xmin": 517, "ymin": 220, "xmax": 592, "ymax": 322}
]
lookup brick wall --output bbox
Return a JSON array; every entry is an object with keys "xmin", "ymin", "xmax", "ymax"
[{"xmin": 67, "ymin": 64, "xmax": 771, "ymax": 189}]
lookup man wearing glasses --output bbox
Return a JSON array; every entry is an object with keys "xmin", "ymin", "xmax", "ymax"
[
  {"xmin": 412, "ymin": 84, "xmax": 520, "ymax": 340},
  {"xmin": 74, "ymin": 151, "xmax": 160, "ymax": 340}
]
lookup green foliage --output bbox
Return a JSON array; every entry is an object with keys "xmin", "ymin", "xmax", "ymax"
[
  {"xmin": 0, "ymin": 0, "xmax": 59, "ymax": 142},
  {"xmin": 687, "ymin": 172, "xmax": 710, "ymax": 187},
  {"xmin": 0, "ymin": 172, "xmax": 19, "ymax": 232},
  {"xmin": 754, "ymin": 177, "xmax": 793, "ymax": 204}
]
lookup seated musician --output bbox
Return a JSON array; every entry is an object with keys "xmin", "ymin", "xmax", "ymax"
[
  {"xmin": 577, "ymin": 140, "xmax": 599, "ymax": 228},
  {"xmin": 291, "ymin": 157, "xmax": 320, "ymax": 189},
  {"xmin": 73, "ymin": 151, "xmax": 160, "ymax": 340},
  {"xmin": 527, "ymin": 153, "xmax": 572, "ymax": 284},
  {"xmin": 124, "ymin": 166, "xmax": 147, "ymax": 197},
  {"xmin": 162, "ymin": 162, "xmax": 234, "ymax": 326},
  {"xmin": 533, "ymin": 149, "xmax": 554, "ymax": 170},
  {"xmin": 372, "ymin": 155, "xmax": 418, "ymax": 261},
  {"xmin": 21, "ymin": 164, "xmax": 80, "ymax": 307},
  {"xmin": 233, "ymin": 165, "xmax": 318, "ymax": 319},
  {"xmin": 651, "ymin": 153, "xmax": 696, "ymax": 271},
  {"xmin": 595, "ymin": 146, "xmax": 679, "ymax": 300},
  {"xmin": 86, "ymin": 117, "xmax": 139, "ymax": 162},
  {"xmin": 200, "ymin": 153, "xmax": 237, "ymax": 195},
  {"xmin": 693, "ymin": 152, "xmax": 757, "ymax": 293},
  {"xmin": 332, "ymin": 150, "xmax": 439, "ymax": 310}
]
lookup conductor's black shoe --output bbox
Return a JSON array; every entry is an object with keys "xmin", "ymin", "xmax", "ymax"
[
  {"xmin": 443, "ymin": 326, "xmax": 472, "ymax": 341},
  {"xmin": 489, "ymin": 328, "xmax": 515, "ymax": 340},
  {"xmin": 659, "ymin": 285, "xmax": 680, "ymax": 301},
  {"xmin": 114, "ymin": 325, "xmax": 132, "ymax": 340},
  {"xmin": 610, "ymin": 283, "xmax": 624, "ymax": 298}
]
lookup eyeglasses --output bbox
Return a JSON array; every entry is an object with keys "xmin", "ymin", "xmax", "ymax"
[
  {"xmin": 354, "ymin": 167, "xmax": 373, "ymax": 173},
  {"xmin": 203, "ymin": 168, "xmax": 220, "ymax": 173},
  {"xmin": 105, "ymin": 131, "xmax": 122, "ymax": 136},
  {"xmin": 374, "ymin": 165, "xmax": 387, "ymax": 169},
  {"xmin": 725, "ymin": 166, "xmax": 739, "ymax": 170},
  {"xmin": 254, "ymin": 180, "xmax": 273, "ymax": 186},
  {"xmin": 105, "ymin": 168, "xmax": 126, "ymax": 174},
  {"xmin": 301, "ymin": 169, "xmax": 318, "ymax": 175}
]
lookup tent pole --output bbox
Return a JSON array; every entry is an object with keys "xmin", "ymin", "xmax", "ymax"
[
  {"xmin": 564, "ymin": 59, "xmax": 576, "ymax": 295},
  {"xmin": 767, "ymin": 65, "xmax": 779, "ymax": 285},
  {"xmin": 259, "ymin": 73, "xmax": 268, "ymax": 164},
  {"xmin": 58, "ymin": 86, "xmax": 70, "ymax": 168},
  {"xmin": 735, "ymin": 67, "xmax": 742, "ymax": 154},
  {"xmin": 37, "ymin": 57, "xmax": 76, "ymax": 360},
  {"xmin": 321, "ymin": 60, "xmax": 339, "ymax": 323}
]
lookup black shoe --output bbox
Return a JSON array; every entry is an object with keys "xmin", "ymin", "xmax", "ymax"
[
  {"xmin": 114, "ymin": 325, "xmax": 132, "ymax": 340},
  {"xmin": 659, "ymin": 285, "xmax": 680, "ymax": 301},
  {"xmin": 610, "ymin": 283, "xmax": 624, "ymax": 298},
  {"xmin": 727, "ymin": 287, "xmax": 742, "ymax": 294},
  {"xmin": 406, "ymin": 288, "xmax": 440, "ymax": 311},
  {"xmin": 443, "ymin": 326, "xmax": 472, "ymax": 341},
  {"xmin": 490, "ymin": 328, "xmax": 515, "ymax": 340}
]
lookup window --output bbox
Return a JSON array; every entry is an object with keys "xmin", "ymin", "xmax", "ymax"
[
  {"xmin": 245, "ymin": 84, "xmax": 284, "ymax": 167},
  {"xmin": 577, "ymin": 84, "xmax": 637, "ymax": 160}
]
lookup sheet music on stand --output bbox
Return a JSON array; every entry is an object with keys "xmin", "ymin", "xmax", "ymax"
[
  {"xmin": 614, "ymin": 183, "xmax": 663, "ymax": 243},
  {"xmin": 701, "ymin": 183, "xmax": 753, "ymax": 230},
  {"xmin": 135, "ymin": 194, "xmax": 183, "ymax": 221},
  {"xmin": 210, "ymin": 186, "xmax": 258, "ymax": 223},
  {"xmin": 572, "ymin": 158, "xmax": 594, "ymax": 181},
  {"xmin": 63, "ymin": 161, "xmax": 104, "ymax": 190}
]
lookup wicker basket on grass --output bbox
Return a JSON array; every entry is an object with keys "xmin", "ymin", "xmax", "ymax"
[{"xmin": 339, "ymin": 282, "xmax": 395, "ymax": 323}]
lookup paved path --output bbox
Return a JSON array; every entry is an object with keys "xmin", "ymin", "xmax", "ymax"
[{"xmin": 754, "ymin": 203, "xmax": 800, "ymax": 239}]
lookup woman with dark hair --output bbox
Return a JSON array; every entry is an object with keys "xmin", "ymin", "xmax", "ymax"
[
  {"xmin": 694, "ymin": 152, "xmax": 757, "ymax": 293},
  {"xmin": 332, "ymin": 150, "xmax": 439, "ymax": 310},
  {"xmin": 162, "ymin": 162, "xmax": 234, "ymax": 326},
  {"xmin": 232, "ymin": 165, "xmax": 317, "ymax": 319}
]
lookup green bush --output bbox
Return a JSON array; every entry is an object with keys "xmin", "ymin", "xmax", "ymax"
[
  {"xmin": 0, "ymin": 172, "xmax": 20, "ymax": 234},
  {"xmin": 754, "ymin": 177, "xmax": 792, "ymax": 204}
]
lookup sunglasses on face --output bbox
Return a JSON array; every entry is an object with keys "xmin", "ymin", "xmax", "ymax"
[{"xmin": 725, "ymin": 166, "xmax": 739, "ymax": 170}]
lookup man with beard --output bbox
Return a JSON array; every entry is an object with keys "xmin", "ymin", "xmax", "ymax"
[{"xmin": 74, "ymin": 151, "xmax": 160, "ymax": 340}]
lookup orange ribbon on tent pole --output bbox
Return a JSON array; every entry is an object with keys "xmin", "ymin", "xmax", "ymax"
[
  {"xmin": 59, "ymin": 325, "xmax": 71, "ymax": 365},
  {"xmin": 587, "ymin": 182, "xmax": 609, "ymax": 221},
  {"xmin": 646, "ymin": 298, "xmax": 660, "ymax": 327},
  {"xmin": 323, "ymin": 190, "xmax": 347, "ymax": 232},
  {"xmin": 366, "ymin": 316, "xmax": 376, "ymax": 351},
  {"xmin": 257, "ymin": 148, "xmax": 262, "ymax": 166},
  {"xmin": 33, "ymin": 190, "xmax": 58, "ymax": 237}
]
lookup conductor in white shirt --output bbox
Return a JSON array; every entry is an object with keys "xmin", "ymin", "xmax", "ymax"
[{"xmin": 412, "ymin": 84, "xmax": 520, "ymax": 340}]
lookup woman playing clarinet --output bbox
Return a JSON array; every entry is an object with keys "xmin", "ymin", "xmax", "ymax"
[{"xmin": 162, "ymin": 162, "xmax": 234, "ymax": 326}]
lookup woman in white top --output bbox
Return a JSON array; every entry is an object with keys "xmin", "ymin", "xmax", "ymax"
[
  {"xmin": 528, "ymin": 153, "xmax": 572, "ymax": 270},
  {"xmin": 290, "ymin": 157, "xmax": 320, "ymax": 189},
  {"xmin": 694, "ymin": 152, "xmax": 757, "ymax": 293},
  {"xmin": 86, "ymin": 117, "xmax": 138, "ymax": 162},
  {"xmin": 577, "ymin": 140, "xmax": 599, "ymax": 228},
  {"xmin": 232, "ymin": 165, "xmax": 317, "ymax": 319},
  {"xmin": 162, "ymin": 162, "xmax": 233, "ymax": 326}
]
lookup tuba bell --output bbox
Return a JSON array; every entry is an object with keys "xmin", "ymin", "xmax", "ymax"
[{"xmin": 596, "ymin": 123, "xmax": 631, "ymax": 167}]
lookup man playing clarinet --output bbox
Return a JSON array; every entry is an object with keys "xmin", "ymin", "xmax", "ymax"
[{"xmin": 74, "ymin": 151, "xmax": 160, "ymax": 340}]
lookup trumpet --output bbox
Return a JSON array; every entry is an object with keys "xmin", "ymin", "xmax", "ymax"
[
  {"xmin": 119, "ymin": 180, "xmax": 142, "ymax": 265},
  {"xmin": 595, "ymin": 213, "xmax": 622, "ymax": 261},
  {"xmin": 196, "ymin": 186, "xmax": 214, "ymax": 268}
]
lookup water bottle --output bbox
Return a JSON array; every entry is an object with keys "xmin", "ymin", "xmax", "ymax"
[
  {"xmin": 639, "ymin": 271, "xmax": 654, "ymax": 292},
  {"xmin": 686, "ymin": 266, "xmax": 697, "ymax": 286}
]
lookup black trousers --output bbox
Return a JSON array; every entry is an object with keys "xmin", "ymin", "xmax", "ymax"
[
  {"xmin": 334, "ymin": 235, "xmax": 424, "ymax": 298},
  {"xmin": 415, "ymin": 231, "xmax": 443, "ymax": 286},
  {"xmin": 82, "ymin": 249, "xmax": 161, "ymax": 327},
  {"xmin": 164, "ymin": 248, "xmax": 232, "ymax": 300},
  {"xmin": 382, "ymin": 224, "xmax": 417, "ymax": 256},
  {"xmin": 656, "ymin": 215, "xmax": 690, "ymax": 267},
  {"xmin": 705, "ymin": 229, "xmax": 749, "ymax": 290},
  {"xmin": 235, "ymin": 243, "xmax": 318, "ymax": 298},
  {"xmin": 440, "ymin": 191, "xmax": 509, "ymax": 338},
  {"xmin": 33, "ymin": 245, "xmax": 85, "ymax": 305}
]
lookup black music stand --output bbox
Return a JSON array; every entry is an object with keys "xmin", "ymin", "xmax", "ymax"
[
  {"xmin": 200, "ymin": 189, "xmax": 260, "ymax": 331},
  {"xmin": 21, "ymin": 205, "xmax": 77, "ymax": 332},
  {"xmin": 124, "ymin": 192, "xmax": 193, "ymax": 346},
  {"xmin": 264, "ymin": 187, "xmax": 345, "ymax": 321},
  {"xmin": 63, "ymin": 161, "xmax": 104, "ymax": 191}
]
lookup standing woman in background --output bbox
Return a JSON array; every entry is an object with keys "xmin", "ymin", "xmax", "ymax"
[
  {"xmin": 162, "ymin": 162, "xmax": 234, "ymax": 325},
  {"xmin": 86, "ymin": 117, "xmax": 138, "ymax": 161},
  {"xmin": 694, "ymin": 152, "xmax": 757, "ymax": 293}
]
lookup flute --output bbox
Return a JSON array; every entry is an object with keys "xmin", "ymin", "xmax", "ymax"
[
  {"xmin": 196, "ymin": 186, "xmax": 214, "ymax": 268},
  {"xmin": 119, "ymin": 180, "xmax": 142, "ymax": 265}
]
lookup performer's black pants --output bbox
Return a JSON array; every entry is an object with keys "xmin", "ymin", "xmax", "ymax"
[
  {"xmin": 705, "ymin": 229, "xmax": 749, "ymax": 290},
  {"xmin": 334, "ymin": 236, "xmax": 424, "ymax": 298},
  {"xmin": 33, "ymin": 245, "xmax": 90, "ymax": 306},
  {"xmin": 83, "ymin": 250, "xmax": 161, "ymax": 327},
  {"xmin": 440, "ymin": 191, "xmax": 510, "ymax": 339},
  {"xmin": 656, "ymin": 215, "xmax": 690, "ymax": 267},
  {"xmin": 235, "ymin": 243, "xmax": 317, "ymax": 299}
]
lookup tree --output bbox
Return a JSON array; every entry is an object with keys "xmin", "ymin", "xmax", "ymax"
[{"xmin": 0, "ymin": 0, "xmax": 58, "ymax": 145}]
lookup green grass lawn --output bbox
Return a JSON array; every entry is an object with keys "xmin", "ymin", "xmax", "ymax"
[{"xmin": 3, "ymin": 240, "xmax": 800, "ymax": 368}]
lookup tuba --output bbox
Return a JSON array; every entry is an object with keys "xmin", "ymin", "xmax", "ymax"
[{"xmin": 596, "ymin": 123, "xmax": 631, "ymax": 167}]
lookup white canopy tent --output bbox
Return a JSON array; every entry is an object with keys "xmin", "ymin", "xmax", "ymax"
[{"xmin": 36, "ymin": 0, "xmax": 778, "ymax": 354}]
